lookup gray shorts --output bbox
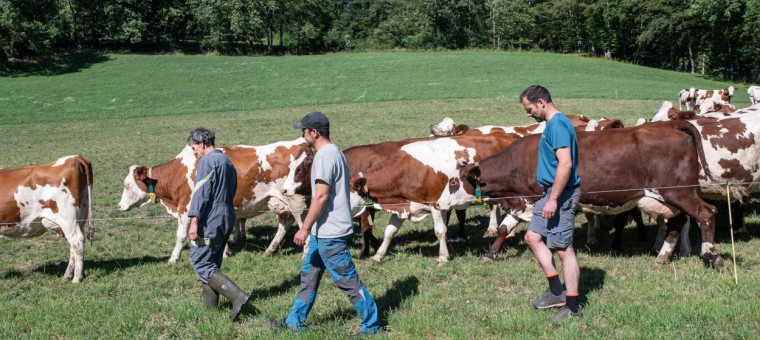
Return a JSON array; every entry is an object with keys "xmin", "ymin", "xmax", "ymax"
[{"xmin": 528, "ymin": 186, "xmax": 581, "ymax": 249}]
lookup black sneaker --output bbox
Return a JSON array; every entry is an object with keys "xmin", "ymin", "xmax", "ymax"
[
  {"xmin": 532, "ymin": 289, "xmax": 566, "ymax": 309},
  {"xmin": 552, "ymin": 306, "xmax": 582, "ymax": 322}
]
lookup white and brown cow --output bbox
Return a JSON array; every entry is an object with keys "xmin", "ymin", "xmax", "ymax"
[
  {"xmin": 748, "ymin": 85, "xmax": 760, "ymax": 106},
  {"xmin": 118, "ymin": 139, "xmax": 309, "ymax": 263},
  {"xmin": 679, "ymin": 87, "xmax": 697, "ymax": 110},
  {"xmin": 694, "ymin": 86, "xmax": 736, "ymax": 114},
  {"xmin": 1, "ymin": 156, "xmax": 93, "ymax": 282},
  {"xmin": 443, "ymin": 121, "xmax": 723, "ymax": 268}
]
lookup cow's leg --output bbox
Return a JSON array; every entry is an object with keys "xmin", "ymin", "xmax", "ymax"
[
  {"xmin": 454, "ymin": 209, "xmax": 467, "ymax": 242},
  {"xmin": 370, "ymin": 214, "xmax": 403, "ymax": 264},
  {"xmin": 432, "ymin": 209, "xmax": 450, "ymax": 266},
  {"xmin": 653, "ymin": 217, "xmax": 667, "ymax": 254},
  {"xmin": 660, "ymin": 191, "xmax": 721, "ymax": 267},
  {"xmin": 654, "ymin": 215, "xmax": 685, "ymax": 266},
  {"xmin": 231, "ymin": 218, "xmax": 246, "ymax": 244},
  {"xmin": 52, "ymin": 218, "xmax": 85, "ymax": 283},
  {"xmin": 483, "ymin": 205, "xmax": 501, "ymax": 238},
  {"xmin": 483, "ymin": 214, "xmax": 522, "ymax": 262},
  {"xmin": 263, "ymin": 213, "xmax": 294, "ymax": 256},
  {"xmin": 169, "ymin": 215, "xmax": 189, "ymax": 264},
  {"xmin": 584, "ymin": 212, "xmax": 599, "ymax": 245},
  {"xmin": 610, "ymin": 212, "xmax": 631, "ymax": 255},
  {"xmin": 732, "ymin": 200, "xmax": 748, "ymax": 235},
  {"xmin": 359, "ymin": 209, "xmax": 379, "ymax": 258},
  {"xmin": 679, "ymin": 216, "xmax": 692, "ymax": 257},
  {"xmin": 630, "ymin": 207, "xmax": 648, "ymax": 242}
]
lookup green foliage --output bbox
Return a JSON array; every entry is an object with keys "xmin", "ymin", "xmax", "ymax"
[{"xmin": 2, "ymin": 0, "xmax": 760, "ymax": 81}]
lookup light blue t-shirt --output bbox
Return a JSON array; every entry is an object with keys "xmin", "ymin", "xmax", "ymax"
[
  {"xmin": 310, "ymin": 143, "xmax": 353, "ymax": 238},
  {"xmin": 536, "ymin": 113, "xmax": 581, "ymax": 188}
]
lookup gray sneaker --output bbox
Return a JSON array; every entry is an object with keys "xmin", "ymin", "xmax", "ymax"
[
  {"xmin": 552, "ymin": 306, "xmax": 582, "ymax": 322},
  {"xmin": 532, "ymin": 289, "xmax": 566, "ymax": 309}
]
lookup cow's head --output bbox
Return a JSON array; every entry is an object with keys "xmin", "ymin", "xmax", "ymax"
[
  {"xmin": 438, "ymin": 161, "xmax": 481, "ymax": 210},
  {"xmin": 118, "ymin": 165, "xmax": 154, "ymax": 211},
  {"xmin": 281, "ymin": 147, "xmax": 314, "ymax": 197},
  {"xmin": 429, "ymin": 117, "xmax": 470, "ymax": 136},
  {"xmin": 652, "ymin": 101, "xmax": 674, "ymax": 122}
]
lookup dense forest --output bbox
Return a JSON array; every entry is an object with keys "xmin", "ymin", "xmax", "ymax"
[{"xmin": 2, "ymin": 0, "xmax": 759, "ymax": 82}]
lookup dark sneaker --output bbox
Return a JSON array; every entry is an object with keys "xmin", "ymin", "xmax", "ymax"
[
  {"xmin": 552, "ymin": 306, "xmax": 582, "ymax": 322},
  {"xmin": 265, "ymin": 317, "xmax": 287, "ymax": 330},
  {"xmin": 532, "ymin": 289, "xmax": 566, "ymax": 309}
]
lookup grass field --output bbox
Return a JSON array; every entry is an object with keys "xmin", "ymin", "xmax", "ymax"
[{"xmin": 1, "ymin": 51, "xmax": 759, "ymax": 339}]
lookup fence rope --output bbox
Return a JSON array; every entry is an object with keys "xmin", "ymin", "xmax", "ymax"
[{"xmin": 2, "ymin": 180, "xmax": 760, "ymax": 226}]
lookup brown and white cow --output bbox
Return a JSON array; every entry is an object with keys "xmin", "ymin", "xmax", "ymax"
[
  {"xmin": 694, "ymin": 86, "xmax": 735, "ymax": 114},
  {"xmin": 748, "ymin": 86, "xmax": 760, "ymax": 106},
  {"xmin": 349, "ymin": 133, "xmax": 525, "ymax": 265},
  {"xmin": 0, "ymin": 156, "xmax": 93, "ymax": 282},
  {"xmin": 442, "ymin": 121, "xmax": 723, "ymax": 268},
  {"xmin": 679, "ymin": 87, "xmax": 697, "ymax": 110},
  {"xmin": 118, "ymin": 139, "xmax": 309, "ymax": 263}
]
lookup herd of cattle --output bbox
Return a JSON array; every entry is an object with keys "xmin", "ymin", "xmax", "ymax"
[{"xmin": 3, "ymin": 85, "xmax": 760, "ymax": 283}]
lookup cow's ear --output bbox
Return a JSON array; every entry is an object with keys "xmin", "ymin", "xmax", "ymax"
[
  {"xmin": 454, "ymin": 124, "xmax": 469, "ymax": 135},
  {"xmin": 464, "ymin": 163, "xmax": 481, "ymax": 180},
  {"xmin": 134, "ymin": 166, "xmax": 148, "ymax": 181},
  {"xmin": 352, "ymin": 177, "xmax": 368, "ymax": 192}
]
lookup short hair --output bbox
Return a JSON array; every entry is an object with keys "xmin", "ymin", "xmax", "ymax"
[
  {"xmin": 187, "ymin": 128, "xmax": 215, "ymax": 146},
  {"xmin": 519, "ymin": 85, "xmax": 553, "ymax": 104}
]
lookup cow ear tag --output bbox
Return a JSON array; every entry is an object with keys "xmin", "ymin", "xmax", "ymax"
[
  {"xmin": 475, "ymin": 187, "xmax": 483, "ymax": 205},
  {"xmin": 148, "ymin": 183, "xmax": 157, "ymax": 203}
]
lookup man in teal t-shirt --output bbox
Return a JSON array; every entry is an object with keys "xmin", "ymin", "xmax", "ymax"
[{"xmin": 520, "ymin": 85, "xmax": 583, "ymax": 322}]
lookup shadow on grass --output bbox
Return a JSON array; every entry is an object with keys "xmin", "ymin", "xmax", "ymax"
[
  {"xmin": 579, "ymin": 267, "xmax": 605, "ymax": 306},
  {"xmin": 250, "ymin": 276, "xmax": 301, "ymax": 301},
  {"xmin": 2, "ymin": 255, "xmax": 166, "ymax": 280},
  {"xmin": 359, "ymin": 213, "xmax": 525, "ymax": 261},
  {"xmin": 1, "ymin": 51, "xmax": 111, "ymax": 77},
  {"xmin": 313, "ymin": 276, "xmax": 420, "ymax": 328}
]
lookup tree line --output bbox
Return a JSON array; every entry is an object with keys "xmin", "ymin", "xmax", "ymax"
[{"xmin": 2, "ymin": 0, "xmax": 759, "ymax": 82}]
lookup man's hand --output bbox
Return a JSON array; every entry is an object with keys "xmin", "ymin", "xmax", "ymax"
[
  {"xmin": 294, "ymin": 228, "xmax": 310, "ymax": 247},
  {"xmin": 542, "ymin": 198, "xmax": 558, "ymax": 219},
  {"xmin": 189, "ymin": 217, "xmax": 199, "ymax": 240}
]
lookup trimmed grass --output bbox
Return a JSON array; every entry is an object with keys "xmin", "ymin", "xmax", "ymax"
[{"xmin": 0, "ymin": 52, "xmax": 758, "ymax": 339}]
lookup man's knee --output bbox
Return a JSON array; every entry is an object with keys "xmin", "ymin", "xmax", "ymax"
[{"xmin": 525, "ymin": 230, "xmax": 541, "ymax": 245}]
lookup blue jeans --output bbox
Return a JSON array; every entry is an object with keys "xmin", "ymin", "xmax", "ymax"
[{"xmin": 285, "ymin": 235, "xmax": 381, "ymax": 333}]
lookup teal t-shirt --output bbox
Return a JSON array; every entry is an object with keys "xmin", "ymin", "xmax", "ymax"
[{"xmin": 536, "ymin": 113, "xmax": 581, "ymax": 188}]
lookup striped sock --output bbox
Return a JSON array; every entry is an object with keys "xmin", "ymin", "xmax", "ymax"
[
  {"xmin": 547, "ymin": 273, "xmax": 563, "ymax": 295},
  {"xmin": 566, "ymin": 293, "xmax": 580, "ymax": 313}
]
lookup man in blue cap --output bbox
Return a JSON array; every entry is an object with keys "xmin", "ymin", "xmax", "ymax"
[{"xmin": 266, "ymin": 111, "xmax": 383, "ymax": 336}]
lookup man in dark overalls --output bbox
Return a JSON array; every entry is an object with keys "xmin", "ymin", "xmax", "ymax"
[{"xmin": 187, "ymin": 127, "xmax": 250, "ymax": 321}]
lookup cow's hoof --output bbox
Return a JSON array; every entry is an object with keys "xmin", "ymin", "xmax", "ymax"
[
  {"xmin": 483, "ymin": 230, "xmax": 498, "ymax": 238},
  {"xmin": 436, "ymin": 257, "xmax": 449, "ymax": 267},
  {"xmin": 650, "ymin": 262, "xmax": 663, "ymax": 270},
  {"xmin": 610, "ymin": 249, "xmax": 622, "ymax": 257},
  {"xmin": 167, "ymin": 258, "xmax": 179, "ymax": 265},
  {"xmin": 480, "ymin": 256, "xmax": 494, "ymax": 264},
  {"xmin": 654, "ymin": 256, "xmax": 670, "ymax": 266},
  {"xmin": 369, "ymin": 257, "xmax": 383, "ymax": 265},
  {"xmin": 709, "ymin": 255, "xmax": 724, "ymax": 269},
  {"xmin": 263, "ymin": 249, "xmax": 276, "ymax": 256}
]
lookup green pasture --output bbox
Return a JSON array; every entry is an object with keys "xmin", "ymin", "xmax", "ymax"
[{"xmin": 0, "ymin": 51, "xmax": 758, "ymax": 339}]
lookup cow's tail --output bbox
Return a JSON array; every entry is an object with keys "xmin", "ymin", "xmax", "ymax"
[
  {"xmin": 672, "ymin": 120, "xmax": 715, "ymax": 182},
  {"xmin": 76, "ymin": 156, "xmax": 95, "ymax": 243}
]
